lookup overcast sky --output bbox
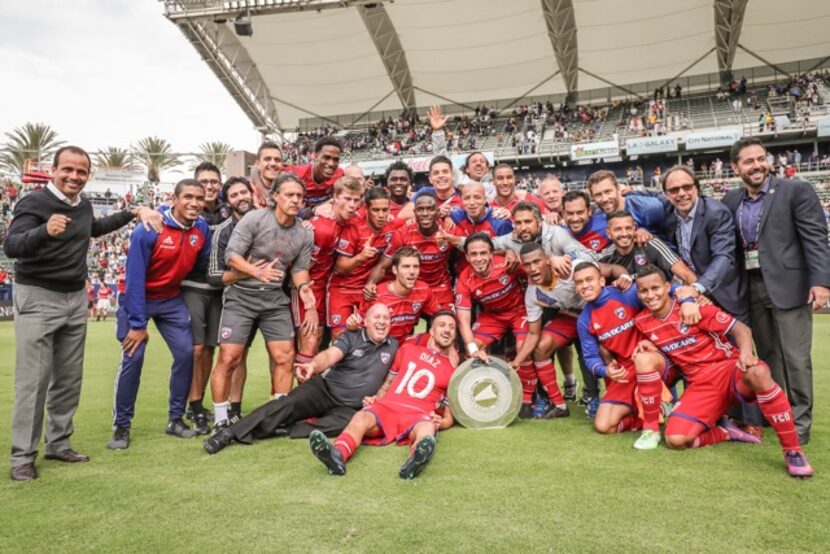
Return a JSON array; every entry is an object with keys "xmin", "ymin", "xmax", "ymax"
[{"xmin": 0, "ymin": 0, "xmax": 259, "ymax": 158}]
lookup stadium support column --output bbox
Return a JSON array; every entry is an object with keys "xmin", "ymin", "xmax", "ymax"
[
  {"xmin": 359, "ymin": 4, "xmax": 417, "ymax": 118},
  {"xmin": 540, "ymin": 0, "xmax": 578, "ymax": 106},
  {"xmin": 714, "ymin": 0, "xmax": 748, "ymax": 84}
]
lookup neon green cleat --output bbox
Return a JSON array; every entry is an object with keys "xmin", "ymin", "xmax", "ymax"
[{"xmin": 633, "ymin": 429, "xmax": 661, "ymax": 450}]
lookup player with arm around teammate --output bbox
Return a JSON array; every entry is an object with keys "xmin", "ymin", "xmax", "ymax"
[
  {"xmin": 633, "ymin": 265, "xmax": 813, "ymax": 478},
  {"xmin": 309, "ymin": 311, "xmax": 458, "ymax": 480}
]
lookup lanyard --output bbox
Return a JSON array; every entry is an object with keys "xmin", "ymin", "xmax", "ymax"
[{"xmin": 737, "ymin": 197, "xmax": 762, "ymax": 249}]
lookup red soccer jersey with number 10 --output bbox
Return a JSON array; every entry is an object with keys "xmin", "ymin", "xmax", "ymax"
[
  {"xmin": 454, "ymin": 255, "xmax": 525, "ymax": 314},
  {"xmin": 378, "ymin": 343, "xmax": 456, "ymax": 413},
  {"xmin": 634, "ymin": 302, "xmax": 737, "ymax": 380},
  {"xmin": 384, "ymin": 220, "xmax": 454, "ymax": 289},
  {"xmin": 359, "ymin": 280, "xmax": 439, "ymax": 342}
]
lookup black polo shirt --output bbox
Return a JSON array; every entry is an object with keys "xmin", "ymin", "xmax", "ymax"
[
  {"xmin": 324, "ymin": 330, "xmax": 399, "ymax": 408},
  {"xmin": 599, "ymin": 237, "xmax": 679, "ymax": 280}
]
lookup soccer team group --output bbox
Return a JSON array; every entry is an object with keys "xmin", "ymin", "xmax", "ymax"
[{"xmin": 7, "ymin": 121, "xmax": 829, "ymax": 481}]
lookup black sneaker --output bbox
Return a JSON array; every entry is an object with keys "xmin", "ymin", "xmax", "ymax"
[
  {"xmin": 309, "ymin": 430, "xmax": 346, "ymax": 476},
  {"xmin": 518, "ymin": 403, "xmax": 535, "ymax": 419},
  {"xmin": 193, "ymin": 413, "xmax": 211, "ymax": 436},
  {"xmin": 165, "ymin": 418, "xmax": 197, "ymax": 439},
  {"xmin": 563, "ymin": 380, "xmax": 579, "ymax": 402},
  {"xmin": 203, "ymin": 425, "xmax": 235, "ymax": 455},
  {"xmin": 578, "ymin": 391, "xmax": 593, "ymax": 406},
  {"xmin": 544, "ymin": 405, "xmax": 570, "ymax": 419},
  {"xmin": 399, "ymin": 435, "xmax": 436, "ymax": 480},
  {"xmin": 107, "ymin": 427, "xmax": 130, "ymax": 450}
]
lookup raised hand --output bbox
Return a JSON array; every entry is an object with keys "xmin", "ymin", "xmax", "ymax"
[{"xmin": 428, "ymin": 105, "xmax": 448, "ymax": 131}]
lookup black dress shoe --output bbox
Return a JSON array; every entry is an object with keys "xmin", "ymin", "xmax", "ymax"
[
  {"xmin": 10, "ymin": 463, "xmax": 38, "ymax": 481},
  {"xmin": 799, "ymin": 434, "xmax": 810, "ymax": 446},
  {"xmin": 45, "ymin": 449, "xmax": 90, "ymax": 463}
]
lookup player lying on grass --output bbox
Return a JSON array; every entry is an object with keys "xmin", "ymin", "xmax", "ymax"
[
  {"xmin": 632, "ymin": 264, "xmax": 813, "ymax": 478},
  {"xmin": 573, "ymin": 261, "xmax": 701, "ymax": 449},
  {"xmin": 202, "ymin": 304, "xmax": 398, "ymax": 454},
  {"xmin": 309, "ymin": 311, "xmax": 458, "ymax": 480}
]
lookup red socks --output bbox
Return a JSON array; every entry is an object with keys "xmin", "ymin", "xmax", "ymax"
[
  {"xmin": 334, "ymin": 432, "xmax": 357, "ymax": 462},
  {"xmin": 636, "ymin": 370, "xmax": 663, "ymax": 432},
  {"xmin": 691, "ymin": 427, "xmax": 729, "ymax": 448},
  {"xmin": 535, "ymin": 359, "xmax": 565, "ymax": 406},
  {"xmin": 756, "ymin": 385, "xmax": 800, "ymax": 451},
  {"xmin": 516, "ymin": 362, "xmax": 537, "ymax": 403},
  {"xmin": 616, "ymin": 415, "xmax": 644, "ymax": 433}
]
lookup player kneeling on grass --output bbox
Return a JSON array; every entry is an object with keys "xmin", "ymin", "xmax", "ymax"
[
  {"xmin": 573, "ymin": 261, "xmax": 701, "ymax": 449},
  {"xmin": 633, "ymin": 264, "xmax": 813, "ymax": 478},
  {"xmin": 310, "ymin": 311, "xmax": 458, "ymax": 479}
]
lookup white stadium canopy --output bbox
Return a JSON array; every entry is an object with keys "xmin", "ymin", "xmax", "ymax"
[{"xmin": 162, "ymin": 0, "xmax": 830, "ymax": 135}]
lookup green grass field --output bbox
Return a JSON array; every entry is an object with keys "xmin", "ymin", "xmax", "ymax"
[{"xmin": 1, "ymin": 318, "xmax": 829, "ymax": 553}]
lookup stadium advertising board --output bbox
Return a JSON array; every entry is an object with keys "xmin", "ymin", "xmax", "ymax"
[
  {"xmin": 684, "ymin": 128, "xmax": 743, "ymax": 150},
  {"xmin": 625, "ymin": 135, "xmax": 680, "ymax": 155},
  {"xmin": 570, "ymin": 140, "xmax": 620, "ymax": 161},
  {"xmin": 817, "ymin": 117, "xmax": 830, "ymax": 137}
]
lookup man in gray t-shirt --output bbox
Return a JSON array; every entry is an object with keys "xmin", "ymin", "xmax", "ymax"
[
  {"xmin": 203, "ymin": 304, "xmax": 398, "ymax": 454},
  {"xmin": 210, "ymin": 173, "xmax": 315, "ymax": 429}
]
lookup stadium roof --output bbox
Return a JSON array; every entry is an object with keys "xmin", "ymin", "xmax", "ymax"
[{"xmin": 162, "ymin": 0, "xmax": 830, "ymax": 135}]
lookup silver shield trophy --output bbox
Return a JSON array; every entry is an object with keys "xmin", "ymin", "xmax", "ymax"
[{"xmin": 448, "ymin": 356, "xmax": 522, "ymax": 429}]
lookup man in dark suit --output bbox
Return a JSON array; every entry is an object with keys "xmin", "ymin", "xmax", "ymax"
[
  {"xmin": 722, "ymin": 137, "xmax": 830, "ymax": 445},
  {"xmin": 661, "ymin": 165, "xmax": 748, "ymax": 323}
]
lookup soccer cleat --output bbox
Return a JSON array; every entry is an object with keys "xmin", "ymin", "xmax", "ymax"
[
  {"xmin": 165, "ymin": 418, "xmax": 197, "ymax": 439},
  {"xmin": 633, "ymin": 429, "xmax": 661, "ymax": 450},
  {"xmin": 578, "ymin": 391, "xmax": 593, "ymax": 406},
  {"xmin": 203, "ymin": 426, "xmax": 235, "ymax": 455},
  {"xmin": 107, "ymin": 427, "xmax": 130, "ymax": 450},
  {"xmin": 309, "ymin": 430, "xmax": 346, "ymax": 476},
  {"xmin": 563, "ymin": 380, "xmax": 579, "ymax": 402},
  {"xmin": 784, "ymin": 450, "xmax": 814, "ymax": 479},
  {"xmin": 518, "ymin": 403, "xmax": 535, "ymax": 419},
  {"xmin": 399, "ymin": 435, "xmax": 436, "ymax": 480},
  {"xmin": 533, "ymin": 396, "xmax": 551, "ymax": 419},
  {"xmin": 742, "ymin": 424, "xmax": 764, "ymax": 441},
  {"xmin": 193, "ymin": 413, "xmax": 211, "ymax": 436},
  {"xmin": 585, "ymin": 397, "xmax": 600, "ymax": 419},
  {"xmin": 719, "ymin": 417, "xmax": 761, "ymax": 444},
  {"xmin": 544, "ymin": 405, "xmax": 570, "ymax": 419}
]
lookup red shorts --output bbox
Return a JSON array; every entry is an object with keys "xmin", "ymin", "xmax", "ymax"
[
  {"xmin": 666, "ymin": 361, "xmax": 756, "ymax": 436},
  {"xmin": 291, "ymin": 282, "xmax": 327, "ymax": 327},
  {"xmin": 472, "ymin": 310, "xmax": 528, "ymax": 345},
  {"xmin": 432, "ymin": 283, "xmax": 455, "ymax": 311},
  {"xmin": 326, "ymin": 288, "xmax": 364, "ymax": 329},
  {"xmin": 541, "ymin": 314, "xmax": 578, "ymax": 346},
  {"xmin": 363, "ymin": 401, "xmax": 433, "ymax": 446},
  {"xmin": 600, "ymin": 375, "xmax": 638, "ymax": 411}
]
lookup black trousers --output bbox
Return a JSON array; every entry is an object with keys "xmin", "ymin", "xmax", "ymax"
[{"xmin": 229, "ymin": 375, "xmax": 357, "ymax": 443}]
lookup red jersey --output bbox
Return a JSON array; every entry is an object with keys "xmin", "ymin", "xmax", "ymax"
[
  {"xmin": 284, "ymin": 163, "xmax": 344, "ymax": 208},
  {"xmin": 384, "ymin": 220, "xmax": 454, "ymax": 289},
  {"xmin": 454, "ymin": 255, "xmax": 524, "ymax": 314},
  {"xmin": 389, "ymin": 198, "xmax": 409, "ymax": 218},
  {"xmin": 491, "ymin": 193, "xmax": 546, "ymax": 217},
  {"xmin": 359, "ymin": 280, "xmax": 439, "ymax": 341},
  {"xmin": 308, "ymin": 215, "xmax": 344, "ymax": 284},
  {"xmin": 97, "ymin": 286, "xmax": 113, "ymax": 301},
  {"xmin": 331, "ymin": 216, "xmax": 402, "ymax": 289},
  {"xmin": 87, "ymin": 284, "xmax": 95, "ymax": 301},
  {"xmin": 437, "ymin": 191, "xmax": 464, "ymax": 210},
  {"xmin": 379, "ymin": 342, "xmax": 456, "ymax": 413},
  {"xmin": 634, "ymin": 302, "xmax": 737, "ymax": 379}
]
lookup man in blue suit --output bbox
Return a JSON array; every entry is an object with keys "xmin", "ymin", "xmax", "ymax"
[
  {"xmin": 722, "ymin": 137, "xmax": 830, "ymax": 446},
  {"xmin": 660, "ymin": 165, "xmax": 748, "ymax": 323}
]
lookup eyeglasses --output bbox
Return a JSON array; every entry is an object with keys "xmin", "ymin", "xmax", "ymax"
[
  {"xmin": 199, "ymin": 179, "xmax": 221, "ymax": 186},
  {"xmin": 665, "ymin": 183, "xmax": 696, "ymax": 195}
]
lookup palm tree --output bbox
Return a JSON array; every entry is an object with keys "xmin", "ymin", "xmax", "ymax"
[
  {"xmin": 192, "ymin": 141, "xmax": 232, "ymax": 171},
  {"xmin": 133, "ymin": 136, "xmax": 180, "ymax": 183},
  {"xmin": 94, "ymin": 146, "xmax": 135, "ymax": 169},
  {"xmin": 0, "ymin": 122, "xmax": 64, "ymax": 175}
]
